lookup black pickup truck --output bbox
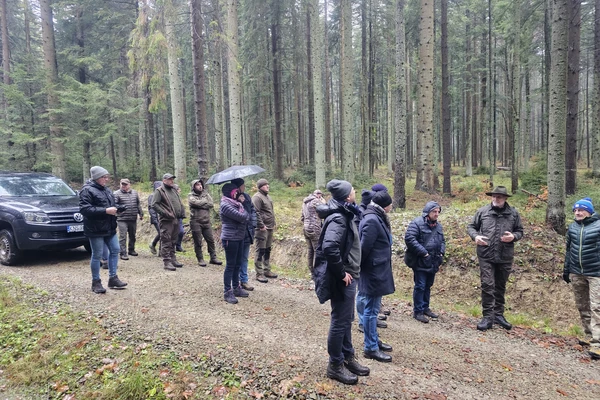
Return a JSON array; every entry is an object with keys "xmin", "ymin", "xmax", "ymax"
[{"xmin": 0, "ymin": 172, "xmax": 89, "ymax": 265}]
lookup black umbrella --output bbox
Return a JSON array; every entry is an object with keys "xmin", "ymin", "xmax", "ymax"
[{"xmin": 205, "ymin": 165, "xmax": 266, "ymax": 185}]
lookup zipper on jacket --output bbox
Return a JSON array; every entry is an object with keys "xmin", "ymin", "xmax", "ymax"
[{"xmin": 578, "ymin": 223, "xmax": 584, "ymax": 274}]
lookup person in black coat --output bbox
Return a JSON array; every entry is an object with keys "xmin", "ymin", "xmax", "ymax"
[
  {"xmin": 79, "ymin": 166, "xmax": 127, "ymax": 294},
  {"xmin": 404, "ymin": 201, "xmax": 445, "ymax": 323},
  {"xmin": 358, "ymin": 191, "xmax": 395, "ymax": 363},
  {"xmin": 314, "ymin": 179, "xmax": 369, "ymax": 385}
]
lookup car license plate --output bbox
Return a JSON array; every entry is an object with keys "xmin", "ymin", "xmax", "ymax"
[{"xmin": 67, "ymin": 225, "xmax": 84, "ymax": 233}]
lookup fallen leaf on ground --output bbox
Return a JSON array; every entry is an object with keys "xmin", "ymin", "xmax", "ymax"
[{"xmin": 556, "ymin": 388, "xmax": 568, "ymax": 396}]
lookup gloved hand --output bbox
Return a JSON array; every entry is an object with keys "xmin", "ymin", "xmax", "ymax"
[{"xmin": 562, "ymin": 272, "xmax": 571, "ymax": 284}]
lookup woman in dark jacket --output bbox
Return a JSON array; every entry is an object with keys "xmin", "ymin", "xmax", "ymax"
[
  {"xmin": 358, "ymin": 191, "xmax": 395, "ymax": 363},
  {"xmin": 564, "ymin": 198, "xmax": 600, "ymax": 349},
  {"xmin": 404, "ymin": 201, "xmax": 445, "ymax": 323},
  {"xmin": 220, "ymin": 183, "xmax": 250, "ymax": 304}
]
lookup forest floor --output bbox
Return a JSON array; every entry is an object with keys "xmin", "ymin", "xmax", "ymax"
[{"xmin": 1, "ymin": 232, "xmax": 599, "ymax": 400}]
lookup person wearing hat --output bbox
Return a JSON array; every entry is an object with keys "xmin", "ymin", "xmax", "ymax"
[
  {"xmin": 151, "ymin": 173, "xmax": 186, "ymax": 270},
  {"xmin": 404, "ymin": 201, "xmax": 444, "ymax": 324},
  {"xmin": 188, "ymin": 178, "xmax": 222, "ymax": 267},
  {"xmin": 358, "ymin": 191, "xmax": 395, "ymax": 363},
  {"xmin": 113, "ymin": 178, "xmax": 144, "ymax": 260},
  {"xmin": 220, "ymin": 182, "xmax": 250, "ymax": 303},
  {"xmin": 79, "ymin": 166, "xmax": 127, "ymax": 293},
  {"xmin": 252, "ymin": 178, "xmax": 278, "ymax": 282},
  {"xmin": 564, "ymin": 197, "xmax": 600, "ymax": 355},
  {"xmin": 302, "ymin": 189, "xmax": 326, "ymax": 273},
  {"xmin": 467, "ymin": 186, "xmax": 524, "ymax": 331},
  {"xmin": 314, "ymin": 179, "xmax": 369, "ymax": 385},
  {"xmin": 231, "ymin": 178, "xmax": 256, "ymax": 291}
]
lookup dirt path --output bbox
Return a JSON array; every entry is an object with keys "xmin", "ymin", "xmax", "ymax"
[{"xmin": 1, "ymin": 248, "xmax": 599, "ymax": 399}]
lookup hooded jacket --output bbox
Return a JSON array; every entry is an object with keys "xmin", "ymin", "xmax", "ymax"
[
  {"xmin": 359, "ymin": 204, "xmax": 395, "ymax": 297},
  {"xmin": 404, "ymin": 201, "xmax": 445, "ymax": 273},
  {"xmin": 467, "ymin": 201, "xmax": 523, "ymax": 263},
  {"xmin": 79, "ymin": 179, "xmax": 118, "ymax": 237},
  {"xmin": 564, "ymin": 213, "xmax": 600, "ymax": 277},
  {"xmin": 188, "ymin": 179, "xmax": 214, "ymax": 227},
  {"xmin": 301, "ymin": 193, "xmax": 324, "ymax": 237}
]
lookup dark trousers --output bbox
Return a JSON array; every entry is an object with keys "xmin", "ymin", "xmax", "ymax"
[
  {"xmin": 328, "ymin": 279, "xmax": 357, "ymax": 364},
  {"xmin": 151, "ymin": 222, "xmax": 160, "ymax": 247},
  {"xmin": 117, "ymin": 220, "xmax": 137, "ymax": 254},
  {"xmin": 413, "ymin": 270, "xmax": 436, "ymax": 314},
  {"xmin": 303, "ymin": 230, "xmax": 319, "ymax": 273},
  {"xmin": 159, "ymin": 218, "xmax": 179, "ymax": 261},
  {"xmin": 191, "ymin": 224, "xmax": 216, "ymax": 261},
  {"xmin": 479, "ymin": 259, "xmax": 512, "ymax": 318},
  {"xmin": 223, "ymin": 239, "xmax": 243, "ymax": 292}
]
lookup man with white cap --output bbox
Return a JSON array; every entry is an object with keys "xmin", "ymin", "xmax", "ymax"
[{"xmin": 79, "ymin": 166, "xmax": 127, "ymax": 293}]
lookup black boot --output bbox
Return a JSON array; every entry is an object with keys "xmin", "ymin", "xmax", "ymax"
[
  {"xmin": 494, "ymin": 315, "xmax": 512, "ymax": 330},
  {"xmin": 108, "ymin": 275, "xmax": 127, "ymax": 289},
  {"xmin": 91, "ymin": 279, "xmax": 106, "ymax": 294},
  {"xmin": 477, "ymin": 317, "xmax": 493, "ymax": 331},
  {"xmin": 326, "ymin": 362, "xmax": 358, "ymax": 385},
  {"xmin": 344, "ymin": 355, "xmax": 370, "ymax": 376},
  {"xmin": 363, "ymin": 349, "xmax": 392, "ymax": 363}
]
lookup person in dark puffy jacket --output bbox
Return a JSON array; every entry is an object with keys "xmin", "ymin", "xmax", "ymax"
[
  {"xmin": 147, "ymin": 181, "xmax": 162, "ymax": 255},
  {"xmin": 467, "ymin": 186, "xmax": 523, "ymax": 331},
  {"xmin": 302, "ymin": 189, "xmax": 326, "ymax": 273},
  {"xmin": 358, "ymin": 191, "xmax": 395, "ymax": 363},
  {"xmin": 113, "ymin": 178, "xmax": 143, "ymax": 260},
  {"xmin": 188, "ymin": 179, "xmax": 221, "ymax": 267},
  {"xmin": 404, "ymin": 201, "xmax": 445, "ymax": 324},
  {"xmin": 79, "ymin": 166, "xmax": 127, "ymax": 294},
  {"xmin": 314, "ymin": 179, "xmax": 369, "ymax": 385},
  {"xmin": 220, "ymin": 183, "xmax": 250, "ymax": 304},
  {"xmin": 231, "ymin": 178, "xmax": 256, "ymax": 291},
  {"xmin": 563, "ymin": 197, "xmax": 600, "ymax": 350}
]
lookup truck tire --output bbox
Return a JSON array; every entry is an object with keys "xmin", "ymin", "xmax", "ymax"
[{"xmin": 0, "ymin": 229, "xmax": 22, "ymax": 266}]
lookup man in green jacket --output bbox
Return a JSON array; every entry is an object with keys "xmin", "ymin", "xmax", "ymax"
[
  {"xmin": 467, "ymin": 186, "xmax": 524, "ymax": 331},
  {"xmin": 252, "ymin": 179, "xmax": 277, "ymax": 282}
]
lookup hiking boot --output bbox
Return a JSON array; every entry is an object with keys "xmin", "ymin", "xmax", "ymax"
[
  {"xmin": 494, "ymin": 315, "xmax": 512, "ymax": 330},
  {"xmin": 382, "ymin": 308, "xmax": 391, "ymax": 316},
  {"xmin": 108, "ymin": 275, "xmax": 127, "ymax": 289},
  {"xmin": 424, "ymin": 309, "xmax": 439, "ymax": 319},
  {"xmin": 264, "ymin": 271, "xmax": 278, "ymax": 279},
  {"xmin": 477, "ymin": 317, "xmax": 493, "ymax": 331},
  {"xmin": 163, "ymin": 261, "xmax": 176, "ymax": 271},
  {"xmin": 233, "ymin": 286, "xmax": 249, "ymax": 298},
  {"xmin": 256, "ymin": 274, "xmax": 268, "ymax": 283},
  {"xmin": 344, "ymin": 355, "xmax": 370, "ymax": 376},
  {"xmin": 91, "ymin": 279, "xmax": 106, "ymax": 294},
  {"xmin": 100, "ymin": 260, "xmax": 108, "ymax": 269},
  {"xmin": 176, "ymin": 245, "xmax": 184, "ymax": 252},
  {"xmin": 198, "ymin": 259, "xmax": 207, "ymax": 267},
  {"xmin": 326, "ymin": 362, "xmax": 358, "ymax": 385},
  {"xmin": 120, "ymin": 253, "xmax": 129, "ymax": 261},
  {"xmin": 149, "ymin": 244, "xmax": 157, "ymax": 255},
  {"xmin": 209, "ymin": 258, "xmax": 223, "ymax": 265},
  {"xmin": 378, "ymin": 314, "xmax": 387, "ymax": 321},
  {"xmin": 241, "ymin": 282, "xmax": 254, "ymax": 291},
  {"xmin": 171, "ymin": 259, "xmax": 183, "ymax": 268},
  {"xmin": 128, "ymin": 250, "xmax": 138, "ymax": 256},
  {"xmin": 414, "ymin": 313, "xmax": 429, "ymax": 324},
  {"xmin": 224, "ymin": 289, "xmax": 238, "ymax": 304},
  {"xmin": 377, "ymin": 320, "xmax": 388, "ymax": 328},
  {"xmin": 363, "ymin": 349, "xmax": 392, "ymax": 363},
  {"xmin": 378, "ymin": 341, "xmax": 393, "ymax": 352}
]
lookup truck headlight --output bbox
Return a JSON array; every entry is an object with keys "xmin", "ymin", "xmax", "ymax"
[{"xmin": 23, "ymin": 211, "xmax": 51, "ymax": 224}]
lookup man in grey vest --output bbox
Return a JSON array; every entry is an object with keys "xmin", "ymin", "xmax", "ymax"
[{"xmin": 114, "ymin": 178, "xmax": 144, "ymax": 260}]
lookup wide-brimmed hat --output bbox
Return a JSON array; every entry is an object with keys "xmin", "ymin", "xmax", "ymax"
[{"xmin": 485, "ymin": 186, "xmax": 511, "ymax": 197}]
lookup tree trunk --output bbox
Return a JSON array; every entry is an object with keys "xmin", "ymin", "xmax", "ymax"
[
  {"xmin": 1, "ymin": 0, "xmax": 10, "ymax": 112},
  {"xmin": 510, "ymin": 0, "xmax": 521, "ymax": 194},
  {"xmin": 465, "ymin": 11, "xmax": 473, "ymax": 177},
  {"xmin": 306, "ymin": 7, "xmax": 315, "ymax": 164},
  {"xmin": 309, "ymin": 0, "xmax": 326, "ymax": 189},
  {"xmin": 324, "ymin": 0, "xmax": 332, "ymax": 166},
  {"xmin": 271, "ymin": 1, "xmax": 283, "ymax": 179},
  {"xmin": 565, "ymin": 0, "xmax": 580, "ymax": 195},
  {"xmin": 210, "ymin": 0, "xmax": 226, "ymax": 170},
  {"xmin": 546, "ymin": 0, "xmax": 568, "ymax": 234},
  {"xmin": 76, "ymin": 6, "xmax": 91, "ymax": 182},
  {"xmin": 441, "ymin": 0, "xmax": 451, "ymax": 194},
  {"xmin": 340, "ymin": 0, "xmax": 355, "ymax": 181},
  {"xmin": 39, "ymin": 0, "xmax": 66, "ymax": 180},
  {"xmin": 226, "ymin": 0, "xmax": 242, "ymax": 165},
  {"xmin": 594, "ymin": 0, "xmax": 600, "ymax": 176},
  {"xmin": 394, "ymin": 0, "xmax": 407, "ymax": 208}
]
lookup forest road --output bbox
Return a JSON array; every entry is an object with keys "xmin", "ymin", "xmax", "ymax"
[{"xmin": 1, "ymin": 248, "xmax": 599, "ymax": 400}]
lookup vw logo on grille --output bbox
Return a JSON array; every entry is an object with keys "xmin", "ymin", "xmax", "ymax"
[{"xmin": 73, "ymin": 213, "xmax": 84, "ymax": 222}]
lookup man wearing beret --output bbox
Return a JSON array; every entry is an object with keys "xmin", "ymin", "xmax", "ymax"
[
  {"xmin": 151, "ymin": 173, "xmax": 186, "ymax": 271},
  {"xmin": 315, "ymin": 179, "xmax": 369, "ymax": 385},
  {"xmin": 252, "ymin": 178, "xmax": 278, "ymax": 283},
  {"xmin": 467, "ymin": 186, "xmax": 523, "ymax": 331}
]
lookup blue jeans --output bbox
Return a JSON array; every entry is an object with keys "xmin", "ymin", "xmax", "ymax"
[
  {"xmin": 239, "ymin": 240, "xmax": 251, "ymax": 284},
  {"xmin": 362, "ymin": 295, "xmax": 382, "ymax": 352},
  {"xmin": 328, "ymin": 279, "xmax": 357, "ymax": 364},
  {"xmin": 89, "ymin": 234, "xmax": 119, "ymax": 280},
  {"xmin": 413, "ymin": 270, "xmax": 436, "ymax": 314},
  {"xmin": 223, "ymin": 239, "xmax": 243, "ymax": 292},
  {"xmin": 101, "ymin": 243, "xmax": 109, "ymax": 261},
  {"xmin": 356, "ymin": 291, "xmax": 366, "ymax": 327}
]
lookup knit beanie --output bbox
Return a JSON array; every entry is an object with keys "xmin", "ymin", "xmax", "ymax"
[
  {"xmin": 573, "ymin": 197, "xmax": 595, "ymax": 214},
  {"xmin": 361, "ymin": 189, "xmax": 374, "ymax": 206},
  {"xmin": 231, "ymin": 178, "xmax": 245, "ymax": 187},
  {"xmin": 371, "ymin": 183, "xmax": 388, "ymax": 192},
  {"xmin": 326, "ymin": 179, "xmax": 352, "ymax": 202},
  {"xmin": 372, "ymin": 191, "xmax": 393, "ymax": 208},
  {"xmin": 257, "ymin": 179, "xmax": 269, "ymax": 190},
  {"xmin": 222, "ymin": 183, "xmax": 238, "ymax": 199},
  {"xmin": 90, "ymin": 166, "xmax": 109, "ymax": 181}
]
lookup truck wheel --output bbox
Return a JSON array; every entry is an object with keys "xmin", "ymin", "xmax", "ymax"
[{"xmin": 0, "ymin": 229, "xmax": 22, "ymax": 266}]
